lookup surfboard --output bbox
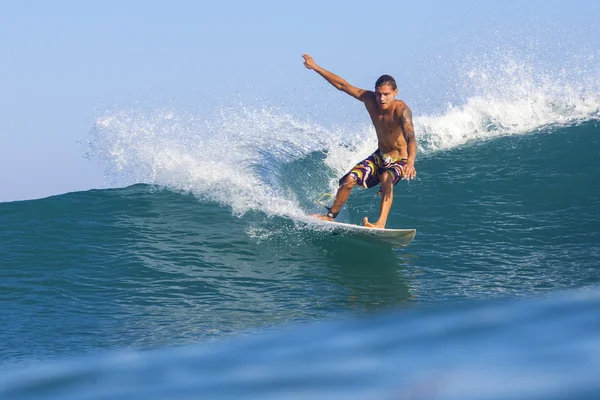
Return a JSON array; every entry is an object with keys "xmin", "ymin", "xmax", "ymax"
[{"xmin": 316, "ymin": 219, "xmax": 416, "ymax": 248}]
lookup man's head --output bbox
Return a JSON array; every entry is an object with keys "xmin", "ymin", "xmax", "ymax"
[{"xmin": 374, "ymin": 75, "xmax": 398, "ymax": 110}]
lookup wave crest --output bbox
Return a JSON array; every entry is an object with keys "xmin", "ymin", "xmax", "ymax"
[
  {"xmin": 418, "ymin": 58, "xmax": 600, "ymax": 151},
  {"xmin": 87, "ymin": 59, "xmax": 600, "ymax": 216}
]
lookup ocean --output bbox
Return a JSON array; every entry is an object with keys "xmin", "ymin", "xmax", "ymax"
[{"xmin": 1, "ymin": 61, "xmax": 599, "ymax": 399}]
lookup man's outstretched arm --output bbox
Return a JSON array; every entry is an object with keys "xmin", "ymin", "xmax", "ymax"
[
  {"xmin": 401, "ymin": 107, "xmax": 418, "ymax": 180},
  {"xmin": 302, "ymin": 54, "xmax": 367, "ymax": 101}
]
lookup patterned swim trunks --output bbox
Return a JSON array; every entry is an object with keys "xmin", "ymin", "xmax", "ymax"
[{"xmin": 339, "ymin": 149, "xmax": 407, "ymax": 188}]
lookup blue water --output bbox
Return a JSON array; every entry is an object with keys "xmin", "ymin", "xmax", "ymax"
[{"xmin": 1, "ymin": 61, "xmax": 600, "ymax": 398}]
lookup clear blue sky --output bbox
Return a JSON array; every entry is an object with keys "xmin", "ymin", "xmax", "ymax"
[{"xmin": 1, "ymin": 0, "xmax": 598, "ymax": 201}]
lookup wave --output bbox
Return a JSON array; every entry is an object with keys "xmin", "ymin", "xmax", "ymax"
[
  {"xmin": 418, "ymin": 57, "xmax": 600, "ymax": 151},
  {"xmin": 86, "ymin": 59, "xmax": 600, "ymax": 219},
  {"xmin": 2, "ymin": 286, "xmax": 600, "ymax": 399}
]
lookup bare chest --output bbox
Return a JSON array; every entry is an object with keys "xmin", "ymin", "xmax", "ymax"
[{"xmin": 368, "ymin": 111, "xmax": 403, "ymax": 137}]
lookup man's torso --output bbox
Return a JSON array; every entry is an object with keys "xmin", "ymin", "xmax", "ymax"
[{"xmin": 363, "ymin": 94, "xmax": 408, "ymax": 159}]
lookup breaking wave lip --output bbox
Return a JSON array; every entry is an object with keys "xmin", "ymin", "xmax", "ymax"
[
  {"xmin": 416, "ymin": 58, "xmax": 600, "ymax": 152},
  {"xmin": 87, "ymin": 59, "xmax": 600, "ymax": 219},
  {"xmin": 88, "ymin": 107, "xmax": 346, "ymax": 220}
]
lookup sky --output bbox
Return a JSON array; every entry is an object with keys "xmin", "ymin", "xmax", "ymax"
[{"xmin": 1, "ymin": 0, "xmax": 599, "ymax": 202}]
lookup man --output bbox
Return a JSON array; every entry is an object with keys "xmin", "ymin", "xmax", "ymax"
[{"xmin": 303, "ymin": 53, "xmax": 417, "ymax": 229}]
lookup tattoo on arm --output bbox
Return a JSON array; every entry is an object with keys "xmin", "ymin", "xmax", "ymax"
[
  {"xmin": 401, "ymin": 107, "xmax": 417, "ymax": 163},
  {"xmin": 402, "ymin": 107, "xmax": 416, "ymax": 142}
]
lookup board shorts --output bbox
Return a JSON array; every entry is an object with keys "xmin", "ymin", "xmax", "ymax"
[{"xmin": 339, "ymin": 149, "xmax": 408, "ymax": 189}]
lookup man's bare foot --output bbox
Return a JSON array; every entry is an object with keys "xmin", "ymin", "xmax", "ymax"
[
  {"xmin": 363, "ymin": 217, "xmax": 385, "ymax": 229},
  {"xmin": 312, "ymin": 213, "xmax": 335, "ymax": 222}
]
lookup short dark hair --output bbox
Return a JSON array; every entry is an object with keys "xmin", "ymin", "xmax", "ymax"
[{"xmin": 375, "ymin": 75, "xmax": 397, "ymax": 90}]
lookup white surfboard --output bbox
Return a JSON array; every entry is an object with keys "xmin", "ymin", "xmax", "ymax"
[{"xmin": 316, "ymin": 219, "xmax": 416, "ymax": 247}]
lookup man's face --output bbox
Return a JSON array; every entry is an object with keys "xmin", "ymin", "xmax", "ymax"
[{"xmin": 375, "ymin": 84, "xmax": 398, "ymax": 110}]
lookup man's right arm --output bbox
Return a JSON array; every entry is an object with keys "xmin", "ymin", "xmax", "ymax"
[{"xmin": 302, "ymin": 54, "xmax": 368, "ymax": 101}]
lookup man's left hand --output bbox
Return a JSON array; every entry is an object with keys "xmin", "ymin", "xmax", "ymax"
[{"xmin": 403, "ymin": 161, "xmax": 417, "ymax": 180}]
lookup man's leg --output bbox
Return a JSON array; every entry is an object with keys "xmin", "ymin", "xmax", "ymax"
[
  {"xmin": 314, "ymin": 175, "xmax": 358, "ymax": 221},
  {"xmin": 364, "ymin": 172, "xmax": 394, "ymax": 228}
]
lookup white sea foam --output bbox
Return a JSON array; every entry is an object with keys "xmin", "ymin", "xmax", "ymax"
[
  {"xmin": 89, "ymin": 60, "xmax": 600, "ymax": 217},
  {"xmin": 417, "ymin": 58, "xmax": 600, "ymax": 151},
  {"xmin": 90, "ymin": 107, "xmax": 346, "ymax": 218}
]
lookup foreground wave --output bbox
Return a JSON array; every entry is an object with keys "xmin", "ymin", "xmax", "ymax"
[{"xmin": 1, "ymin": 287, "xmax": 599, "ymax": 399}]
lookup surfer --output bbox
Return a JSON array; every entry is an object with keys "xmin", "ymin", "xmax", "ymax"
[{"xmin": 303, "ymin": 53, "xmax": 417, "ymax": 229}]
